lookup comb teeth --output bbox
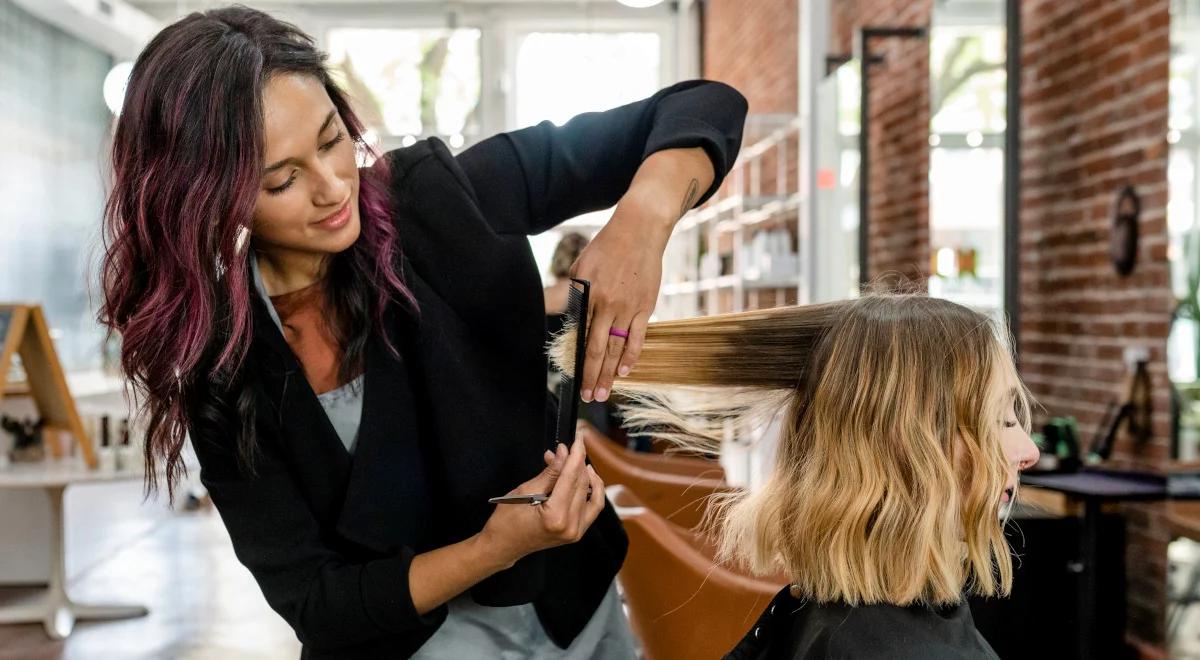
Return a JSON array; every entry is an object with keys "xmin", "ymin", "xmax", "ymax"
[
  {"xmin": 554, "ymin": 279, "xmax": 590, "ymax": 445},
  {"xmin": 565, "ymin": 283, "xmax": 584, "ymax": 317}
]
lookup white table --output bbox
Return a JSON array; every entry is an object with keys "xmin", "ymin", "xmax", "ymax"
[{"xmin": 0, "ymin": 457, "xmax": 149, "ymax": 639}]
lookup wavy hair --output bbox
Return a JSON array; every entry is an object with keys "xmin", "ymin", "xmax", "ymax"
[
  {"xmin": 552, "ymin": 294, "xmax": 1031, "ymax": 606},
  {"xmin": 98, "ymin": 5, "xmax": 415, "ymax": 499}
]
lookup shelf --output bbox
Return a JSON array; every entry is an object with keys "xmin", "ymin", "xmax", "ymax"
[
  {"xmin": 743, "ymin": 278, "xmax": 800, "ymax": 290},
  {"xmin": 659, "ymin": 114, "xmax": 803, "ymax": 321},
  {"xmin": 738, "ymin": 194, "xmax": 803, "ymax": 229},
  {"xmin": 661, "ymin": 274, "xmax": 799, "ymax": 295},
  {"xmin": 674, "ymin": 194, "xmax": 801, "ymax": 233},
  {"xmin": 697, "ymin": 194, "xmax": 803, "ymax": 235},
  {"xmin": 660, "ymin": 281, "xmax": 699, "ymax": 296},
  {"xmin": 676, "ymin": 195, "xmax": 744, "ymax": 232}
]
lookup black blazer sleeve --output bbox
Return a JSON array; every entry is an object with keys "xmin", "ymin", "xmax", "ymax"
[
  {"xmin": 456, "ymin": 79, "xmax": 748, "ymax": 236},
  {"xmin": 188, "ymin": 405, "xmax": 447, "ymax": 650}
]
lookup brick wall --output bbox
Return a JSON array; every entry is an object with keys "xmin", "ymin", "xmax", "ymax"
[
  {"xmin": 1020, "ymin": 0, "xmax": 1173, "ymax": 647},
  {"xmin": 831, "ymin": 0, "xmax": 933, "ymax": 287},
  {"xmin": 702, "ymin": 0, "xmax": 800, "ymax": 203},
  {"xmin": 703, "ymin": 0, "xmax": 797, "ymax": 115}
]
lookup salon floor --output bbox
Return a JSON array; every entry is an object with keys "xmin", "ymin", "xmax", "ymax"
[{"xmin": 0, "ymin": 482, "xmax": 300, "ymax": 660}]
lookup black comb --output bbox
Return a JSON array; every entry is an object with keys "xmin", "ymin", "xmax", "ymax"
[{"xmin": 555, "ymin": 278, "xmax": 590, "ymax": 445}]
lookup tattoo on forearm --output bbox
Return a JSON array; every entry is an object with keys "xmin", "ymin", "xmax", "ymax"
[{"xmin": 679, "ymin": 179, "xmax": 700, "ymax": 219}]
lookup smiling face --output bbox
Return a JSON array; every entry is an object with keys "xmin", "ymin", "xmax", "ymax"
[{"xmin": 251, "ymin": 73, "xmax": 361, "ymax": 263}]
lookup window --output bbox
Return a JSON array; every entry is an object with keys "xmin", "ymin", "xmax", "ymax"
[
  {"xmin": 513, "ymin": 31, "xmax": 661, "ymax": 128},
  {"xmin": 326, "ymin": 28, "xmax": 482, "ymax": 142},
  {"xmin": 0, "ymin": 2, "xmax": 112, "ymax": 373},
  {"xmin": 514, "ymin": 31, "xmax": 663, "ymax": 283}
]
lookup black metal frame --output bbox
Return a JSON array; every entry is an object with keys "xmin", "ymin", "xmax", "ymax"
[
  {"xmin": 856, "ymin": 26, "xmax": 928, "ymax": 287},
  {"xmin": 1005, "ymin": 0, "xmax": 1022, "ymax": 352}
]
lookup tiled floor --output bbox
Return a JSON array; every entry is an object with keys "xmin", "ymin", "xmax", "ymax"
[{"xmin": 0, "ymin": 500, "xmax": 300, "ymax": 660}]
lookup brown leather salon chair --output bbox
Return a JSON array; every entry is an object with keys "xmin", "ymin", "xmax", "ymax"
[
  {"xmin": 580, "ymin": 423, "xmax": 731, "ymax": 531},
  {"xmin": 578, "ymin": 421, "xmax": 727, "ymax": 481},
  {"xmin": 609, "ymin": 485, "xmax": 786, "ymax": 660}
]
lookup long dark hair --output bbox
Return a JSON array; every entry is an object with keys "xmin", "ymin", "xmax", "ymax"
[{"xmin": 99, "ymin": 5, "xmax": 415, "ymax": 499}]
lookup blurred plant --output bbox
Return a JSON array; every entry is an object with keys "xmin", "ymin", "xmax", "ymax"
[
  {"xmin": 933, "ymin": 37, "xmax": 997, "ymax": 111},
  {"xmin": 419, "ymin": 36, "xmax": 450, "ymax": 135}
]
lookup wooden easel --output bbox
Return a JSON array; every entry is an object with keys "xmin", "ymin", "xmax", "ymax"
[{"xmin": 0, "ymin": 304, "xmax": 97, "ymax": 468}]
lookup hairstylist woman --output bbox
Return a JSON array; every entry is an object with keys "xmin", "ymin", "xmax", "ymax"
[{"xmin": 98, "ymin": 6, "xmax": 745, "ymax": 659}]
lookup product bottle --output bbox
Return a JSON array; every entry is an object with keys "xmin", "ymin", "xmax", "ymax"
[
  {"xmin": 117, "ymin": 418, "xmax": 138, "ymax": 472},
  {"xmin": 98, "ymin": 414, "xmax": 115, "ymax": 471}
]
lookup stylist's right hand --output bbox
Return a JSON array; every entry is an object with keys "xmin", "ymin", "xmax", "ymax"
[{"xmin": 480, "ymin": 439, "xmax": 605, "ymax": 569}]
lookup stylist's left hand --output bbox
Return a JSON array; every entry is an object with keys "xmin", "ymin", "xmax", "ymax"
[{"xmin": 570, "ymin": 187, "xmax": 670, "ymax": 403}]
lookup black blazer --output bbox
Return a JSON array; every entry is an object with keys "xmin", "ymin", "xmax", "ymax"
[{"xmin": 187, "ymin": 80, "xmax": 748, "ymax": 659}]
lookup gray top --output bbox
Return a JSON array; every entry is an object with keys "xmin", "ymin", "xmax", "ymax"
[{"xmin": 250, "ymin": 252, "xmax": 362, "ymax": 453}]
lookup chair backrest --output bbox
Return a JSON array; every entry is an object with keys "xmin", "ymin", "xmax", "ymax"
[
  {"xmin": 609, "ymin": 485, "xmax": 786, "ymax": 660},
  {"xmin": 579, "ymin": 422, "xmax": 727, "ymax": 480},
  {"xmin": 584, "ymin": 426, "xmax": 732, "ymax": 530}
]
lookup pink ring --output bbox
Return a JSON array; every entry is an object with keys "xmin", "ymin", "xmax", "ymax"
[{"xmin": 609, "ymin": 327, "xmax": 630, "ymax": 339}]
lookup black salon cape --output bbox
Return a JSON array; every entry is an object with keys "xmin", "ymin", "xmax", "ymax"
[
  {"xmin": 724, "ymin": 586, "xmax": 1001, "ymax": 660},
  {"xmin": 186, "ymin": 80, "xmax": 747, "ymax": 659}
]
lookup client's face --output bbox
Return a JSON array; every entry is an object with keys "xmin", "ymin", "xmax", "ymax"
[{"xmin": 997, "ymin": 371, "xmax": 1039, "ymax": 515}]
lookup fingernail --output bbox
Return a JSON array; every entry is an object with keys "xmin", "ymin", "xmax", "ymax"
[
  {"xmin": 618, "ymin": 365, "xmax": 630, "ymax": 377},
  {"xmin": 581, "ymin": 389, "xmax": 592, "ymax": 402},
  {"xmin": 595, "ymin": 388, "xmax": 608, "ymax": 402}
]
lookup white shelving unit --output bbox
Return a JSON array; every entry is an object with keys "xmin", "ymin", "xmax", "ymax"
[{"xmin": 657, "ymin": 115, "xmax": 803, "ymax": 321}]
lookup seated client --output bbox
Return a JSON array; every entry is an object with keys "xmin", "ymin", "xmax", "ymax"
[{"xmin": 553, "ymin": 293, "xmax": 1040, "ymax": 659}]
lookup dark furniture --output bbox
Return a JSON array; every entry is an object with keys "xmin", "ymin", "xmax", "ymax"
[{"xmin": 1017, "ymin": 471, "xmax": 1168, "ymax": 660}]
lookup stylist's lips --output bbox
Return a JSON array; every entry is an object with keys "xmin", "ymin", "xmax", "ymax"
[
  {"xmin": 1002, "ymin": 486, "xmax": 1015, "ymax": 503},
  {"xmin": 314, "ymin": 199, "xmax": 351, "ymax": 230}
]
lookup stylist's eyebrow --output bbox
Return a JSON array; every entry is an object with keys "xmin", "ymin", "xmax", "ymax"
[{"xmin": 263, "ymin": 109, "xmax": 338, "ymax": 173}]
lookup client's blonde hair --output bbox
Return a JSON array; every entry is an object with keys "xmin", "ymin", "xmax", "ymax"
[{"xmin": 551, "ymin": 293, "xmax": 1031, "ymax": 607}]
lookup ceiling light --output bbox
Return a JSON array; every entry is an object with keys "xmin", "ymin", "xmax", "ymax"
[
  {"xmin": 103, "ymin": 61, "xmax": 134, "ymax": 115},
  {"xmin": 617, "ymin": 0, "xmax": 665, "ymax": 8}
]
